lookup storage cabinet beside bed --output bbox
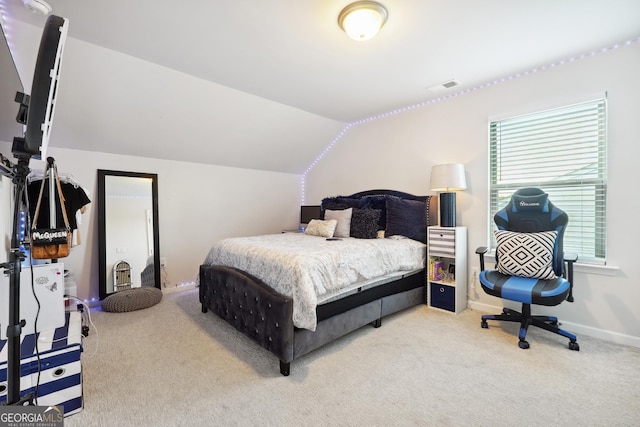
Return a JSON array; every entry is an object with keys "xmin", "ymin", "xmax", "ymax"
[{"xmin": 427, "ymin": 226, "xmax": 467, "ymax": 314}]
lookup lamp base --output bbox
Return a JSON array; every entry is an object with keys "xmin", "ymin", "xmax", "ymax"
[{"xmin": 439, "ymin": 192, "xmax": 456, "ymax": 227}]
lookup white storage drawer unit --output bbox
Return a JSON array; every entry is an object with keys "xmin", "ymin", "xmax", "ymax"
[{"xmin": 427, "ymin": 226, "xmax": 467, "ymax": 314}]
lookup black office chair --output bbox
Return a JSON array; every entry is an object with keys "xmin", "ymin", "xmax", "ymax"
[{"xmin": 476, "ymin": 188, "xmax": 579, "ymax": 350}]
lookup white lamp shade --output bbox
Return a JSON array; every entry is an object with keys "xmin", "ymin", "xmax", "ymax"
[{"xmin": 430, "ymin": 163, "xmax": 467, "ymax": 192}]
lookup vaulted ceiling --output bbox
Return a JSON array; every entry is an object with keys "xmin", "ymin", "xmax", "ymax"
[{"xmin": 2, "ymin": 0, "xmax": 640, "ymax": 173}]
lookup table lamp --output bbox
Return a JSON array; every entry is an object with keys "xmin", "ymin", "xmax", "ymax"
[{"xmin": 430, "ymin": 163, "xmax": 467, "ymax": 227}]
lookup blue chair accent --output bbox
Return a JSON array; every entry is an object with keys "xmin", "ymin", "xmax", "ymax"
[{"xmin": 476, "ymin": 188, "xmax": 579, "ymax": 350}]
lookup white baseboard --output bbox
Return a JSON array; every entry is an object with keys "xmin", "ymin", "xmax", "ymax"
[
  {"xmin": 162, "ymin": 283, "xmax": 197, "ymax": 294},
  {"xmin": 75, "ymin": 284, "xmax": 198, "ymax": 310},
  {"xmin": 467, "ymin": 300, "xmax": 640, "ymax": 349}
]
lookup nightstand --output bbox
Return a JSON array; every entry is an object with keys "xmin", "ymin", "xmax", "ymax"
[{"xmin": 427, "ymin": 226, "xmax": 467, "ymax": 314}]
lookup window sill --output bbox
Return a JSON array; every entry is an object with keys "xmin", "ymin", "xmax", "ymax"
[
  {"xmin": 482, "ymin": 254, "xmax": 619, "ymax": 277},
  {"xmin": 574, "ymin": 262, "xmax": 619, "ymax": 276}
]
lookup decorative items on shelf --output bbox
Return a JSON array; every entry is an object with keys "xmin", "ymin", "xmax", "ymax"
[
  {"xmin": 428, "ymin": 259, "xmax": 445, "ymax": 281},
  {"xmin": 448, "ymin": 264, "xmax": 455, "ymax": 280},
  {"xmin": 429, "ymin": 259, "xmax": 455, "ymax": 283}
]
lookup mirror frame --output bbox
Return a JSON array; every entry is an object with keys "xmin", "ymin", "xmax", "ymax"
[{"xmin": 98, "ymin": 169, "xmax": 160, "ymax": 300}]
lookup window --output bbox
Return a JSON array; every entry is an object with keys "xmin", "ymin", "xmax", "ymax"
[{"xmin": 488, "ymin": 98, "xmax": 607, "ymax": 263}]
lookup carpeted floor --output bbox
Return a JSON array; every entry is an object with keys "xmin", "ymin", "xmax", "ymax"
[{"xmin": 65, "ymin": 288, "xmax": 640, "ymax": 426}]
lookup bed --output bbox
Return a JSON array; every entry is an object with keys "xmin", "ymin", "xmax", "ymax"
[{"xmin": 199, "ymin": 190, "xmax": 438, "ymax": 376}]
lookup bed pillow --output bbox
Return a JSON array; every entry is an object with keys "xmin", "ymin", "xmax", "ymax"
[
  {"xmin": 321, "ymin": 197, "xmax": 367, "ymax": 218},
  {"xmin": 324, "ymin": 208, "xmax": 352, "ymax": 238},
  {"xmin": 494, "ymin": 230, "xmax": 558, "ymax": 279},
  {"xmin": 350, "ymin": 208, "xmax": 381, "ymax": 239},
  {"xmin": 304, "ymin": 219, "xmax": 338, "ymax": 238},
  {"xmin": 384, "ymin": 196, "xmax": 427, "ymax": 243},
  {"xmin": 360, "ymin": 195, "xmax": 387, "ymax": 230}
]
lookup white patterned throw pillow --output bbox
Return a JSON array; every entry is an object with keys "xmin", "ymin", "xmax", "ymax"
[
  {"xmin": 305, "ymin": 219, "xmax": 338, "ymax": 238},
  {"xmin": 494, "ymin": 230, "xmax": 558, "ymax": 279}
]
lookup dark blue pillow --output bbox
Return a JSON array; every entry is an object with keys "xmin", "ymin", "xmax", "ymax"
[
  {"xmin": 384, "ymin": 196, "xmax": 427, "ymax": 243},
  {"xmin": 350, "ymin": 209, "xmax": 381, "ymax": 239},
  {"xmin": 321, "ymin": 196, "xmax": 368, "ymax": 219}
]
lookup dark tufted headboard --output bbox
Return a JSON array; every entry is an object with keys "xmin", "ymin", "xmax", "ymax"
[{"xmin": 347, "ymin": 189, "xmax": 438, "ymax": 228}]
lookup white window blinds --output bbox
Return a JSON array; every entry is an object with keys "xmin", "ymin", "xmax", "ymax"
[{"xmin": 488, "ymin": 98, "xmax": 607, "ymax": 263}]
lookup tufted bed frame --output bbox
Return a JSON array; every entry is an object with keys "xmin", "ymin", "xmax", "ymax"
[{"xmin": 199, "ymin": 190, "xmax": 438, "ymax": 376}]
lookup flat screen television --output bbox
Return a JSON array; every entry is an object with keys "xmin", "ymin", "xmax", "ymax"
[{"xmin": 300, "ymin": 205, "xmax": 322, "ymax": 228}]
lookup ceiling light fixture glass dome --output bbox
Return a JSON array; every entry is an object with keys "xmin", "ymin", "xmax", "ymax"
[{"xmin": 338, "ymin": 1, "xmax": 388, "ymax": 41}]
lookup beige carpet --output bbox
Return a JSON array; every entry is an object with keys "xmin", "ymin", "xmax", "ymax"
[{"xmin": 65, "ymin": 288, "xmax": 640, "ymax": 426}]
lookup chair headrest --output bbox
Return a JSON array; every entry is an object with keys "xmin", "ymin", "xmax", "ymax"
[{"xmin": 511, "ymin": 188, "xmax": 549, "ymax": 213}]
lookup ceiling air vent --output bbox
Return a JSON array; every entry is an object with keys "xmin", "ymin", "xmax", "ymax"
[{"xmin": 426, "ymin": 79, "xmax": 460, "ymax": 93}]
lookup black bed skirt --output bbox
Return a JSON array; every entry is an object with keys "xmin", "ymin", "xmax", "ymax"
[{"xmin": 314, "ymin": 270, "xmax": 425, "ymax": 324}]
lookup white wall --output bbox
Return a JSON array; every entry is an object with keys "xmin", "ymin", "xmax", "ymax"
[
  {"xmin": 2, "ymin": 19, "xmax": 319, "ymax": 303},
  {"xmin": 306, "ymin": 43, "xmax": 640, "ymax": 347},
  {"xmin": 0, "ymin": 141, "xmax": 301, "ymax": 302},
  {"xmin": 7, "ymin": 20, "xmax": 345, "ymax": 175}
]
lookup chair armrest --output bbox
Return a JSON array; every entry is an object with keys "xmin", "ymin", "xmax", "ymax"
[
  {"xmin": 476, "ymin": 246, "xmax": 488, "ymax": 271},
  {"xmin": 564, "ymin": 252, "xmax": 578, "ymax": 262},
  {"xmin": 563, "ymin": 253, "xmax": 578, "ymax": 302}
]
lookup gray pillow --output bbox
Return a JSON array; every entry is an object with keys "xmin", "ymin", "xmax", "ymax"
[
  {"xmin": 324, "ymin": 208, "xmax": 353, "ymax": 238},
  {"xmin": 350, "ymin": 209, "xmax": 381, "ymax": 239}
]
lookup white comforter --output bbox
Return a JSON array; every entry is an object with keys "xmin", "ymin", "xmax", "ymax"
[{"xmin": 202, "ymin": 233, "xmax": 426, "ymax": 331}]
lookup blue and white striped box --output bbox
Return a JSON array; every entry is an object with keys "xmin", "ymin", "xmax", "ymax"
[
  {"xmin": 0, "ymin": 311, "xmax": 83, "ymax": 416},
  {"xmin": 428, "ymin": 227, "xmax": 456, "ymax": 257}
]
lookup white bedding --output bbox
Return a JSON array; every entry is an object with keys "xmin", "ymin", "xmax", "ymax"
[{"xmin": 202, "ymin": 233, "xmax": 426, "ymax": 331}]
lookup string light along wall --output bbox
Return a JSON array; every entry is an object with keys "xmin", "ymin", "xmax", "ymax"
[
  {"xmin": 300, "ymin": 36, "xmax": 640, "ymax": 204},
  {"xmin": 19, "ymin": 209, "xmax": 27, "ymax": 255},
  {"xmin": 0, "ymin": 0, "xmax": 8, "ymax": 27},
  {"xmin": 0, "ymin": 0, "xmax": 15, "ymax": 49}
]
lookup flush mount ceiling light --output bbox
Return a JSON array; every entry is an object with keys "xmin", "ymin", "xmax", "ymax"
[
  {"xmin": 338, "ymin": 1, "xmax": 388, "ymax": 41},
  {"xmin": 22, "ymin": 0, "xmax": 52, "ymax": 15}
]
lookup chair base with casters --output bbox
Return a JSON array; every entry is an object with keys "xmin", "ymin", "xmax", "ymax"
[
  {"xmin": 477, "ymin": 248, "xmax": 579, "ymax": 351},
  {"xmin": 480, "ymin": 303, "xmax": 579, "ymax": 351}
]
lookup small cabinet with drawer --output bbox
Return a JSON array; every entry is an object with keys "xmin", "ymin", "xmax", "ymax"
[{"xmin": 427, "ymin": 226, "xmax": 467, "ymax": 314}]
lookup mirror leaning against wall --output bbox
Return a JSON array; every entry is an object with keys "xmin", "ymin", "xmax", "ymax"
[{"xmin": 98, "ymin": 170, "xmax": 160, "ymax": 300}]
